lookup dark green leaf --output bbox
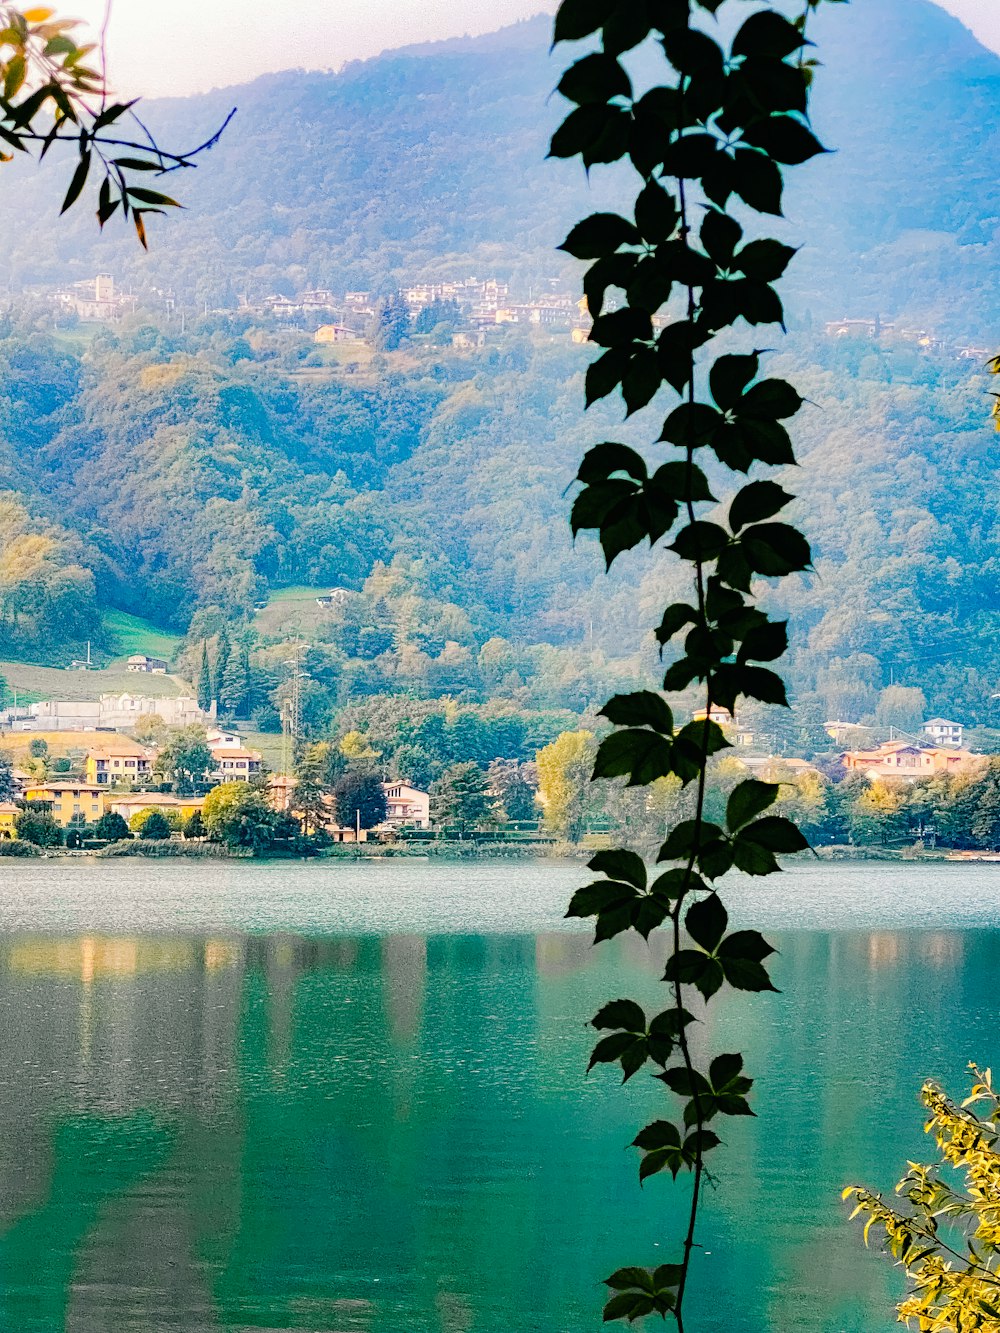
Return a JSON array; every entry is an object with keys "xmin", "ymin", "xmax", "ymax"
[
  {"xmin": 578, "ymin": 442, "xmax": 647, "ymax": 483},
  {"xmin": 584, "ymin": 252, "xmax": 639, "ymax": 315},
  {"xmin": 710, "ymin": 353, "xmax": 759, "ymax": 411},
  {"xmin": 732, "ymin": 10, "xmax": 808, "ymax": 59},
  {"xmin": 622, "ymin": 346, "xmax": 662, "ymax": 414},
  {"xmin": 603, "ymin": 1290, "xmax": 654, "ymax": 1322},
  {"xmin": 561, "ymin": 212, "xmax": 641, "ymax": 259},
  {"xmin": 126, "ymin": 185, "xmax": 180, "ymax": 208},
  {"xmin": 729, "ymin": 480, "xmax": 794, "ymax": 530},
  {"xmin": 726, "ymin": 779, "xmax": 779, "ymax": 832},
  {"xmin": 659, "ymin": 819, "xmax": 721, "ymax": 861},
  {"xmin": 60, "ymin": 148, "xmax": 90, "ymax": 214},
  {"xmin": 735, "ymin": 238, "xmax": 797, "ymax": 282},
  {"xmin": 589, "ymin": 848, "xmax": 648, "ymax": 890},
  {"xmin": 633, "ymin": 1119, "xmax": 681, "ymax": 1150},
  {"xmin": 670, "ymin": 521, "xmax": 730, "ymax": 561},
  {"xmin": 720, "ymin": 954, "xmax": 779, "ymax": 991},
  {"xmin": 717, "ymin": 929, "xmax": 775, "ymax": 963},
  {"xmin": 553, "ymin": 0, "xmax": 616, "ymax": 42},
  {"xmin": 738, "ymin": 620, "xmax": 788, "ymax": 663},
  {"xmin": 686, "ymin": 892, "xmax": 728, "ymax": 952},
  {"xmin": 588, "ymin": 1032, "xmax": 638, "ymax": 1070},
  {"xmin": 558, "ymin": 52, "xmax": 632, "ymax": 105},
  {"xmin": 659, "ymin": 401, "xmax": 725, "ymax": 449},
  {"xmin": 634, "ymin": 181, "xmax": 678, "ymax": 241},
  {"xmin": 605, "ymin": 1267, "xmax": 656, "ymax": 1293},
  {"xmin": 742, "ymin": 114, "xmax": 825, "ymax": 165},
  {"xmin": 591, "ymin": 307, "xmax": 653, "ymax": 348},
  {"xmin": 700, "ymin": 208, "xmax": 742, "ymax": 265},
  {"xmin": 566, "ymin": 879, "xmax": 639, "ymax": 918},
  {"xmin": 599, "ymin": 691, "xmax": 673, "ymax": 734},
  {"xmin": 732, "ymin": 148, "xmax": 784, "ymax": 215},
  {"xmin": 593, "ymin": 997, "xmax": 647, "ymax": 1031},
  {"xmin": 739, "ymin": 378, "xmax": 802, "ymax": 419},
  {"xmin": 586, "ymin": 347, "xmax": 631, "ymax": 405},
  {"xmin": 740, "ymin": 815, "xmax": 810, "ymax": 852},
  {"xmin": 741, "ymin": 521, "xmax": 812, "ymax": 575},
  {"xmin": 593, "ymin": 729, "xmax": 674, "ymax": 785},
  {"xmin": 655, "ymin": 602, "xmax": 697, "ymax": 645}
]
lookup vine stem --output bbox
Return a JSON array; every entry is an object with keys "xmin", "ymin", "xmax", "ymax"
[{"xmin": 672, "ymin": 10, "xmax": 711, "ymax": 1318}]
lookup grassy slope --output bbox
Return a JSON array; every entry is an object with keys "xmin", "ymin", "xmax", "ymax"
[
  {"xmin": 252, "ymin": 587, "xmax": 336, "ymax": 640},
  {"xmin": 240, "ymin": 730, "xmax": 285, "ymax": 771},
  {"xmin": 103, "ymin": 610, "xmax": 184, "ymax": 663},
  {"xmin": 0, "ymin": 660, "xmax": 188, "ymax": 702}
]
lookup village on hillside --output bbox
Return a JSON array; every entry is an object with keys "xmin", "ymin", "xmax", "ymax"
[{"xmin": 19, "ymin": 273, "xmax": 996, "ymax": 366}]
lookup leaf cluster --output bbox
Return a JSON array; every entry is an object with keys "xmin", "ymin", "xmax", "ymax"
[
  {"xmin": 846, "ymin": 1066, "xmax": 1000, "ymax": 1332},
  {"xmin": 0, "ymin": 4, "xmax": 229, "ymax": 244}
]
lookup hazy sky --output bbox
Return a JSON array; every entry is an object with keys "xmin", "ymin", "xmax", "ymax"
[{"xmin": 60, "ymin": 0, "xmax": 1000, "ymax": 99}]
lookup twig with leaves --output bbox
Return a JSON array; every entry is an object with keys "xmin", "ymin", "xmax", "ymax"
[
  {"xmin": 846, "ymin": 1065, "xmax": 1000, "ymax": 1331},
  {"xmin": 0, "ymin": 4, "xmax": 233, "ymax": 246}
]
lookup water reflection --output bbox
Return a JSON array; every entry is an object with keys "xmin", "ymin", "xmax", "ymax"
[{"xmin": 0, "ymin": 923, "xmax": 988, "ymax": 1331}]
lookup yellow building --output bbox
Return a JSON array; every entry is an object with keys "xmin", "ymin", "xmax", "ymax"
[
  {"xmin": 84, "ymin": 739, "xmax": 156, "ymax": 787},
  {"xmin": 0, "ymin": 802, "xmax": 19, "ymax": 839},
  {"xmin": 24, "ymin": 783, "xmax": 105, "ymax": 826}
]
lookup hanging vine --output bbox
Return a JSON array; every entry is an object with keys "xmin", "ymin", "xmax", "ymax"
[{"xmin": 551, "ymin": 0, "xmax": 843, "ymax": 1324}]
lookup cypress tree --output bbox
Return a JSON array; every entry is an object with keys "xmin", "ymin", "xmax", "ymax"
[
  {"xmin": 214, "ymin": 628, "xmax": 231, "ymax": 704},
  {"xmin": 220, "ymin": 649, "xmax": 247, "ymax": 717},
  {"xmin": 197, "ymin": 641, "xmax": 212, "ymax": 711}
]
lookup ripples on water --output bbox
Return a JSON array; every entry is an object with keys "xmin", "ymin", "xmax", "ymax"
[{"xmin": 0, "ymin": 858, "xmax": 995, "ymax": 1331}]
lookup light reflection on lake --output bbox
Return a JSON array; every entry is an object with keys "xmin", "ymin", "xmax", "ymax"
[{"xmin": 0, "ymin": 859, "xmax": 993, "ymax": 1331}]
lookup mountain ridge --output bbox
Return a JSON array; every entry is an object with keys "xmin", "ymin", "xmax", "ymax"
[{"xmin": 1, "ymin": 0, "xmax": 998, "ymax": 333}]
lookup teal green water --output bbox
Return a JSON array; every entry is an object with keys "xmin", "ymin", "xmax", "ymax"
[{"xmin": 0, "ymin": 858, "xmax": 996, "ymax": 1331}]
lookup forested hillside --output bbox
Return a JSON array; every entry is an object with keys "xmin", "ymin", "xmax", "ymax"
[
  {"xmin": 0, "ymin": 0, "xmax": 998, "ymax": 742},
  {"xmin": 1, "ymin": 307, "xmax": 998, "ymax": 732}
]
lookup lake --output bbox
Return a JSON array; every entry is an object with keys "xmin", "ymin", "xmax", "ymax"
[{"xmin": 0, "ymin": 857, "xmax": 996, "ymax": 1332}]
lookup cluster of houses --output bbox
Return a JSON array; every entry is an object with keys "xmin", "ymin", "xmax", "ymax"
[
  {"xmin": 823, "ymin": 315, "xmax": 991, "ymax": 362},
  {"xmin": 703, "ymin": 705, "xmax": 977, "ymax": 784},
  {"xmin": 0, "ymin": 723, "xmax": 431, "ymax": 843},
  {"xmin": 34, "ymin": 273, "xmax": 596, "ymax": 346}
]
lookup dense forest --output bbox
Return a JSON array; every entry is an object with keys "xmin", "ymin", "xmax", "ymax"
[{"xmin": 0, "ymin": 306, "xmax": 998, "ymax": 738}]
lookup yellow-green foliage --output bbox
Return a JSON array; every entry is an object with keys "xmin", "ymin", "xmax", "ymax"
[
  {"xmin": 128, "ymin": 806, "xmax": 182, "ymax": 833},
  {"xmin": 201, "ymin": 782, "xmax": 251, "ymax": 837},
  {"xmin": 536, "ymin": 730, "xmax": 596, "ymax": 840},
  {"xmin": 846, "ymin": 1066, "xmax": 1000, "ymax": 1330}
]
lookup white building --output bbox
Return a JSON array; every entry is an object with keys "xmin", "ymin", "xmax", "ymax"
[
  {"xmin": 5, "ymin": 694, "xmax": 209, "ymax": 732},
  {"xmin": 126, "ymin": 654, "xmax": 168, "ymax": 674},
  {"xmin": 382, "ymin": 782, "xmax": 430, "ymax": 829},
  {"xmin": 922, "ymin": 718, "xmax": 964, "ymax": 749}
]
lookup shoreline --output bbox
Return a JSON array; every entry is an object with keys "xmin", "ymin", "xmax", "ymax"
[{"xmin": 9, "ymin": 842, "xmax": 1000, "ymax": 864}]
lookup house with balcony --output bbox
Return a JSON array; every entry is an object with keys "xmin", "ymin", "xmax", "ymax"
[
  {"xmin": 208, "ymin": 745, "xmax": 263, "ymax": 783},
  {"xmin": 842, "ymin": 740, "xmax": 974, "ymax": 782},
  {"xmin": 85, "ymin": 740, "xmax": 156, "ymax": 787},
  {"xmin": 922, "ymin": 718, "xmax": 964, "ymax": 749},
  {"xmin": 382, "ymin": 782, "xmax": 431, "ymax": 830}
]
